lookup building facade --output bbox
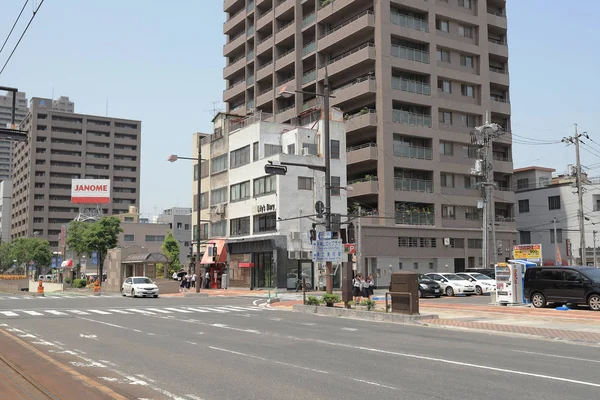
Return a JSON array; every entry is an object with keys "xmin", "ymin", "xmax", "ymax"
[
  {"xmin": 192, "ymin": 110, "xmax": 346, "ymax": 289},
  {"xmin": 222, "ymin": 0, "xmax": 514, "ymax": 284},
  {"xmin": 515, "ymin": 166, "xmax": 600, "ymax": 266},
  {"xmin": 0, "ymin": 91, "xmax": 29, "ymax": 181},
  {"xmin": 0, "ymin": 180, "xmax": 12, "ymax": 242},
  {"xmin": 11, "ymin": 97, "xmax": 141, "ymax": 249},
  {"xmin": 156, "ymin": 207, "xmax": 193, "ymax": 266}
]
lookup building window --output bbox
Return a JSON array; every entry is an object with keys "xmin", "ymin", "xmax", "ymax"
[
  {"xmin": 298, "ymin": 177, "xmax": 313, "ymax": 190},
  {"xmin": 145, "ymin": 235, "xmax": 165, "ymax": 242},
  {"xmin": 254, "ymin": 212, "xmax": 277, "ymax": 233},
  {"xmin": 413, "ymin": 262, "xmax": 419, "ymax": 270},
  {"xmin": 461, "ymin": 114, "xmax": 477, "ymax": 127},
  {"xmin": 449, "ymin": 238, "xmax": 464, "ymax": 248},
  {"xmin": 550, "ymin": 229, "xmax": 563, "ymax": 243},
  {"xmin": 461, "ymin": 84, "xmax": 475, "ymax": 97},
  {"xmin": 200, "ymin": 224, "xmax": 208, "ymax": 240},
  {"xmin": 460, "ymin": 55, "xmax": 474, "ymax": 68},
  {"xmin": 463, "ymin": 145, "xmax": 477, "ymax": 158},
  {"xmin": 213, "ymin": 127, "xmax": 223, "ymax": 139},
  {"xmin": 185, "ymin": 224, "xmax": 190, "ymax": 230},
  {"xmin": 399, "ymin": 262, "xmax": 403, "ymax": 269},
  {"xmin": 33, "ymin": 218, "xmax": 44, "ymax": 223},
  {"xmin": 436, "ymin": 19, "xmax": 449, "ymax": 33},
  {"xmin": 436, "ymin": 49, "xmax": 450, "ymax": 62},
  {"xmin": 398, "ymin": 237, "xmax": 436, "ymax": 248},
  {"xmin": 468, "ymin": 238, "xmax": 482, "ymax": 249},
  {"xmin": 211, "ymin": 220, "xmax": 227, "ymax": 237},
  {"xmin": 211, "ymin": 154, "xmax": 228, "ymax": 174},
  {"xmin": 520, "ymin": 231, "xmax": 531, "ymax": 244},
  {"xmin": 330, "ymin": 140, "xmax": 340, "ymax": 159},
  {"xmin": 200, "ymin": 192, "xmax": 208, "ymax": 209},
  {"xmin": 518, "ymin": 199, "xmax": 530, "ymax": 213},
  {"xmin": 230, "ymin": 181, "xmax": 250, "ymax": 202},
  {"xmin": 517, "ymin": 178, "xmax": 529, "ymax": 189},
  {"xmin": 34, "ymin": 194, "xmax": 45, "ymax": 200},
  {"xmin": 438, "ymin": 79, "xmax": 451, "ymax": 93},
  {"xmin": 440, "ymin": 173, "xmax": 454, "ymax": 188},
  {"xmin": 124, "ymin": 217, "xmax": 134, "ymax": 222},
  {"xmin": 548, "ymin": 195, "xmax": 561, "ymax": 210},
  {"xmin": 440, "ymin": 141, "xmax": 453, "ymax": 155},
  {"xmin": 193, "ymin": 164, "xmax": 199, "ymax": 181},
  {"xmin": 464, "ymin": 176, "xmax": 481, "ymax": 189},
  {"xmin": 200, "ymin": 160, "xmax": 209, "ymax": 178},
  {"xmin": 331, "ymin": 176, "xmax": 341, "ymax": 196},
  {"xmin": 254, "ymin": 175, "xmax": 276, "ymax": 196},
  {"xmin": 465, "ymin": 207, "xmax": 480, "ymax": 220},
  {"xmin": 439, "ymin": 111, "xmax": 452, "ymax": 124},
  {"xmin": 459, "ymin": 24, "xmax": 473, "ymax": 38},
  {"xmin": 429, "ymin": 262, "xmax": 435, "ymax": 270},
  {"xmin": 264, "ymin": 144, "xmax": 282, "ymax": 157},
  {"xmin": 302, "ymin": 143, "xmax": 318, "ymax": 155},
  {"xmin": 287, "ymin": 144, "xmax": 295, "ymax": 155},
  {"xmin": 253, "ymin": 141, "xmax": 259, "ymax": 161},
  {"xmin": 442, "ymin": 205, "xmax": 455, "ymax": 219},
  {"xmin": 230, "ymin": 145, "xmax": 250, "ymax": 169},
  {"xmin": 459, "ymin": 0, "xmax": 472, "ymax": 9},
  {"xmin": 124, "ymin": 234, "xmax": 135, "ymax": 242},
  {"xmin": 211, "ymin": 187, "xmax": 227, "ymax": 205},
  {"xmin": 230, "ymin": 217, "xmax": 250, "ymax": 236}
]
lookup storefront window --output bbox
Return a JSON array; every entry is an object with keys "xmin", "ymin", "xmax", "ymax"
[
  {"xmin": 254, "ymin": 252, "xmax": 274, "ymax": 288},
  {"xmin": 229, "ymin": 254, "xmax": 252, "ymax": 287}
]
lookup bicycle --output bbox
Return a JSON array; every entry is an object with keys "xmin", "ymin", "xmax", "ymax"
[{"xmin": 295, "ymin": 279, "xmax": 311, "ymax": 292}]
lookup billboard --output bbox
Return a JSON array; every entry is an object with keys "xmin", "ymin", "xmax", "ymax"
[
  {"xmin": 513, "ymin": 244, "xmax": 542, "ymax": 263},
  {"xmin": 71, "ymin": 179, "xmax": 111, "ymax": 204}
]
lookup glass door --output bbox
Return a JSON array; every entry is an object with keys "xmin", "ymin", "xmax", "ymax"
[{"xmin": 254, "ymin": 252, "xmax": 274, "ymax": 288}]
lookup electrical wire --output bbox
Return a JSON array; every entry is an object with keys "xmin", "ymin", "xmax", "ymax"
[
  {"xmin": 0, "ymin": 0, "xmax": 29, "ymax": 55},
  {"xmin": 0, "ymin": 0, "xmax": 46, "ymax": 76}
]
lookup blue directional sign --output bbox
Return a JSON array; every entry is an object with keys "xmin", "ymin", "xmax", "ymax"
[
  {"xmin": 91, "ymin": 251, "xmax": 98, "ymax": 265},
  {"xmin": 312, "ymin": 239, "xmax": 343, "ymax": 263},
  {"xmin": 317, "ymin": 231, "xmax": 333, "ymax": 240},
  {"xmin": 51, "ymin": 257, "xmax": 57, "ymax": 269},
  {"xmin": 57, "ymin": 255, "xmax": 63, "ymax": 267}
]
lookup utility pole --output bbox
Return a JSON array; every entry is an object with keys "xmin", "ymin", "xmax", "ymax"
[
  {"xmin": 594, "ymin": 230, "xmax": 598, "ymax": 268},
  {"xmin": 552, "ymin": 217, "xmax": 559, "ymax": 265},
  {"xmin": 562, "ymin": 125, "xmax": 589, "ymax": 265},
  {"xmin": 323, "ymin": 70, "xmax": 333, "ymax": 294},
  {"xmin": 471, "ymin": 116, "xmax": 504, "ymax": 269}
]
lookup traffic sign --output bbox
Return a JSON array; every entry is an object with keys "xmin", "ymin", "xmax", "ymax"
[
  {"xmin": 344, "ymin": 244, "xmax": 356, "ymax": 254},
  {"xmin": 312, "ymin": 239, "xmax": 343, "ymax": 263},
  {"xmin": 317, "ymin": 231, "xmax": 333, "ymax": 240},
  {"xmin": 91, "ymin": 251, "xmax": 98, "ymax": 265}
]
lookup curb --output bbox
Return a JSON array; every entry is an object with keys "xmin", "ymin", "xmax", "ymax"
[
  {"xmin": 292, "ymin": 304, "xmax": 438, "ymax": 323},
  {"xmin": 184, "ymin": 293, "xmax": 209, "ymax": 298}
]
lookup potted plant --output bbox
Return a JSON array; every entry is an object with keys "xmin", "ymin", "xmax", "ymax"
[{"xmin": 321, "ymin": 293, "xmax": 341, "ymax": 307}]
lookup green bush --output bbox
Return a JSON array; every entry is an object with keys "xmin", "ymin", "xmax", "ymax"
[
  {"xmin": 64, "ymin": 277, "xmax": 72, "ymax": 284},
  {"xmin": 321, "ymin": 293, "xmax": 341, "ymax": 305},
  {"xmin": 72, "ymin": 279, "xmax": 87, "ymax": 288},
  {"xmin": 361, "ymin": 299, "xmax": 376, "ymax": 311},
  {"xmin": 306, "ymin": 295, "xmax": 321, "ymax": 306}
]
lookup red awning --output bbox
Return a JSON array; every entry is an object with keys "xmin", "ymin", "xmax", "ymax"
[
  {"xmin": 61, "ymin": 259, "xmax": 73, "ymax": 268},
  {"xmin": 200, "ymin": 240, "xmax": 227, "ymax": 264}
]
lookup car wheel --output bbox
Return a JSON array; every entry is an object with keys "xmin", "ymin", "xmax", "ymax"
[
  {"xmin": 445, "ymin": 286, "xmax": 454, "ymax": 297},
  {"xmin": 120, "ymin": 288, "xmax": 125, "ymax": 297},
  {"xmin": 435, "ymin": 295, "xmax": 441, "ymax": 298},
  {"xmin": 475, "ymin": 286, "xmax": 483, "ymax": 295},
  {"xmin": 153, "ymin": 295, "xmax": 158, "ymax": 298},
  {"xmin": 465, "ymin": 294, "xmax": 472, "ymax": 297},
  {"xmin": 418, "ymin": 290, "xmax": 423, "ymax": 298},
  {"xmin": 531, "ymin": 292, "xmax": 546, "ymax": 308},
  {"xmin": 588, "ymin": 294, "xmax": 600, "ymax": 311},
  {"xmin": 131, "ymin": 289, "xmax": 136, "ymax": 298}
]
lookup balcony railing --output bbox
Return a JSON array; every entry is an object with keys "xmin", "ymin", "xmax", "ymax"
[
  {"xmin": 226, "ymin": 79, "xmax": 245, "ymax": 90},
  {"xmin": 348, "ymin": 176, "xmax": 378, "ymax": 185},
  {"xmin": 392, "ymin": 109, "xmax": 432, "ymax": 128},
  {"xmin": 395, "ymin": 211, "xmax": 434, "ymax": 226},
  {"xmin": 278, "ymin": 20, "xmax": 294, "ymax": 32},
  {"xmin": 322, "ymin": 10, "xmax": 373, "ymax": 38},
  {"xmin": 492, "ymin": 153, "xmax": 510, "ymax": 162},
  {"xmin": 347, "ymin": 142, "xmax": 376, "ymax": 152},
  {"xmin": 258, "ymin": 34, "xmax": 273, "ymax": 45},
  {"xmin": 302, "ymin": 69, "xmax": 316, "ymax": 84},
  {"xmin": 228, "ymin": 31, "xmax": 245, "ymax": 44},
  {"xmin": 247, "ymin": 25, "xmax": 255, "ymax": 36},
  {"xmin": 495, "ymin": 184, "xmax": 512, "ymax": 192},
  {"xmin": 246, "ymin": 50, "xmax": 255, "ymax": 60},
  {"xmin": 393, "ymin": 143, "xmax": 433, "ymax": 160},
  {"xmin": 277, "ymin": 104, "xmax": 295, "ymax": 114},
  {"xmin": 258, "ymin": 60, "xmax": 273, "ymax": 70},
  {"xmin": 491, "ymin": 95, "xmax": 509, "ymax": 103},
  {"xmin": 278, "ymin": 76, "xmax": 294, "ymax": 86},
  {"xmin": 247, "ymin": 76, "xmax": 254, "ymax": 86},
  {"xmin": 325, "ymin": 42, "xmax": 375, "ymax": 66},
  {"xmin": 247, "ymin": 1, "xmax": 254, "ymax": 12},
  {"xmin": 277, "ymin": 48, "xmax": 294, "ymax": 60},
  {"xmin": 390, "ymin": 11, "xmax": 428, "ymax": 32},
  {"xmin": 226, "ymin": 8, "xmax": 244, "ymax": 23},
  {"xmin": 495, "ymin": 216, "xmax": 515, "ymax": 223},
  {"xmin": 302, "ymin": 40, "xmax": 316, "ymax": 56},
  {"xmin": 488, "ymin": 37, "xmax": 507, "ymax": 46},
  {"xmin": 487, "ymin": 9, "xmax": 506, "ymax": 17},
  {"xmin": 248, "ymin": 100, "xmax": 254, "ymax": 109},
  {"xmin": 302, "ymin": 12, "xmax": 316, "ymax": 27},
  {"xmin": 392, "ymin": 76, "xmax": 430, "ymax": 95},
  {"xmin": 228, "ymin": 54, "xmax": 244, "ymax": 65},
  {"xmin": 391, "ymin": 44, "xmax": 430, "ymax": 64},
  {"xmin": 345, "ymin": 108, "xmax": 376, "ymax": 120},
  {"xmin": 331, "ymin": 75, "xmax": 375, "ymax": 95},
  {"xmin": 394, "ymin": 177, "xmax": 433, "ymax": 193},
  {"xmin": 489, "ymin": 66, "xmax": 508, "ymax": 74}
]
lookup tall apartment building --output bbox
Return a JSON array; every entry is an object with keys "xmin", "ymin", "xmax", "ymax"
[
  {"xmin": 223, "ymin": 0, "xmax": 514, "ymax": 280},
  {"xmin": 0, "ymin": 91, "xmax": 29, "ymax": 181},
  {"xmin": 11, "ymin": 97, "xmax": 141, "ymax": 249}
]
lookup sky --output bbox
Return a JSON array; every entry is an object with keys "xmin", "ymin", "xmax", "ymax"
[{"xmin": 1, "ymin": 0, "xmax": 599, "ymax": 216}]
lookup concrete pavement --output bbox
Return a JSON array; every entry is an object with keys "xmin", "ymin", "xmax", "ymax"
[{"xmin": 0, "ymin": 295, "xmax": 599, "ymax": 399}]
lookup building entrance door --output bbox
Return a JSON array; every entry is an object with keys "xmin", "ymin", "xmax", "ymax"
[{"xmin": 254, "ymin": 252, "xmax": 274, "ymax": 288}]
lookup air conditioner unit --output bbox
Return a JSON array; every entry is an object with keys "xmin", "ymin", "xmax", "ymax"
[
  {"xmin": 443, "ymin": 238, "xmax": 451, "ymax": 246},
  {"xmin": 290, "ymin": 232, "xmax": 301, "ymax": 240},
  {"xmin": 209, "ymin": 206, "xmax": 219, "ymax": 215},
  {"xmin": 301, "ymin": 251, "xmax": 311, "ymax": 259},
  {"xmin": 302, "ymin": 147, "xmax": 310, "ymax": 156},
  {"xmin": 287, "ymin": 251, "xmax": 299, "ymax": 260}
]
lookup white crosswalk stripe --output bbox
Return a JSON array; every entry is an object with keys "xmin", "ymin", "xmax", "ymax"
[
  {"xmin": 45, "ymin": 310, "xmax": 68, "ymax": 316},
  {"xmin": 0, "ymin": 311, "xmax": 18, "ymax": 316},
  {"xmin": 68, "ymin": 310, "xmax": 90, "ymax": 315},
  {"xmin": 145, "ymin": 308, "xmax": 172, "ymax": 314},
  {"xmin": 127, "ymin": 309, "xmax": 156, "ymax": 315},
  {"xmin": 107, "ymin": 309, "xmax": 132, "ymax": 314},
  {"xmin": 164, "ymin": 308, "xmax": 192, "ymax": 313},
  {"xmin": 87, "ymin": 309, "xmax": 112, "ymax": 315},
  {"xmin": 186, "ymin": 307, "xmax": 210, "ymax": 313},
  {"xmin": 22, "ymin": 310, "xmax": 44, "ymax": 316}
]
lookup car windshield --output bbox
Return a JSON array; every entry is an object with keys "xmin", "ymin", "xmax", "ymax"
[
  {"xmin": 419, "ymin": 274, "xmax": 430, "ymax": 281},
  {"xmin": 444, "ymin": 274, "xmax": 464, "ymax": 281},
  {"xmin": 471, "ymin": 273, "xmax": 492, "ymax": 280},
  {"xmin": 582, "ymin": 268, "xmax": 600, "ymax": 281},
  {"xmin": 133, "ymin": 278, "xmax": 153, "ymax": 284}
]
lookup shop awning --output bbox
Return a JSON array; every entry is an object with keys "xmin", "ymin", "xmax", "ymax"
[
  {"xmin": 61, "ymin": 259, "xmax": 73, "ymax": 268},
  {"xmin": 200, "ymin": 240, "xmax": 227, "ymax": 264}
]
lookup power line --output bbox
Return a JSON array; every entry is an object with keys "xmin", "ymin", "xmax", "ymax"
[
  {"xmin": 0, "ymin": 0, "xmax": 45, "ymax": 76},
  {"xmin": 0, "ymin": 0, "xmax": 29, "ymax": 56}
]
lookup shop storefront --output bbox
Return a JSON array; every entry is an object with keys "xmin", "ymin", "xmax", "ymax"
[
  {"xmin": 200, "ymin": 239, "xmax": 228, "ymax": 289},
  {"xmin": 226, "ymin": 236, "xmax": 287, "ymax": 289},
  {"xmin": 286, "ymin": 259, "xmax": 313, "ymax": 290}
]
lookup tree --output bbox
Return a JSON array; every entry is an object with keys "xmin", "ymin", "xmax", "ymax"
[
  {"xmin": 0, "ymin": 242, "xmax": 12, "ymax": 273},
  {"xmin": 8, "ymin": 238, "xmax": 52, "ymax": 275},
  {"xmin": 81, "ymin": 217, "xmax": 123, "ymax": 286},
  {"xmin": 161, "ymin": 231, "xmax": 181, "ymax": 276},
  {"xmin": 66, "ymin": 221, "xmax": 90, "ymax": 276}
]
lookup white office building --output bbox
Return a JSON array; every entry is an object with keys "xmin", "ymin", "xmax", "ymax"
[{"xmin": 193, "ymin": 109, "xmax": 347, "ymax": 290}]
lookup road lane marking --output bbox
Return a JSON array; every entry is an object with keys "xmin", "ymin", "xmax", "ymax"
[
  {"xmin": 87, "ymin": 309, "xmax": 112, "ymax": 315},
  {"xmin": 0, "ymin": 311, "xmax": 18, "ymax": 316},
  {"xmin": 69, "ymin": 310, "xmax": 90, "ymax": 315},
  {"xmin": 146, "ymin": 308, "xmax": 172, "ymax": 314},
  {"xmin": 302, "ymin": 322, "xmax": 316, "ymax": 326},
  {"xmin": 209, "ymin": 323, "xmax": 260, "ymax": 334},
  {"xmin": 219, "ymin": 307, "xmax": 249, "ymax": 312},
  {"xmin": 512, "ymin": 350, "xmax": 600, "ymax": 364},
  {"xmin": 186, "ymin": 307, "xmax": 210, "ymax": 313},
  {"xmin": 198, "ymin": 307, "xmax": 229, "ymax": 313},
  {"xmin": 127, "ymin": 309, "xmax": 156, "ymax": 315},
  {"xmin": 45, "ymin": 310, "xmax": 68, "ymax": 316},
  {"xmin": 186, "ymin": 395, "xmax": 205, "ymax": 400},
  {"xmin": 164, "ymin": 308, "xmax": 193, "ymax": 313},
  {"xmin": 77, "ymin": 317, "xmax": 143, "ymax": 333},
  {"xmin": 341, "ymin": 327, "xmax": 357, "ymax": 331},
  {"xmin": 107, "ymin": 309, "xmax": 132, "ymax": 314},
  {"xmin": 227, "ymin": 306, "xmax": 262, "ymax": 312},
  {"xmin": 79, "ymin": 334, "xmax": 98, "ymax": 339},
  {"xmin": 22, "ymin": 310, "xmax": 44, "ymax": 316},
  {"xmin": 351, "ymin": 378, "xmax": 397, "ymax": 390}
]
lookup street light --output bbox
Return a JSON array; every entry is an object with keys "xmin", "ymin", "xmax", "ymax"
[{"xmin": 168, "ymin": 135, "xmax": 207, "ymax": 293}]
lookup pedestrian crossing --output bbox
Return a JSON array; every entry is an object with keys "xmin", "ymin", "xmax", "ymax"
[
  {"xmin": 0, "ymin": 305, "xmax": 267, "ymax": 318},
  {"xmin": 0, "ymin": 293, "xmax": 123, "ymax": 300}
]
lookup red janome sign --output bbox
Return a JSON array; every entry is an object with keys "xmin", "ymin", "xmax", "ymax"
[{"xmin": 71, "ymin": 179, "xmax": 111, "ymax": 204}]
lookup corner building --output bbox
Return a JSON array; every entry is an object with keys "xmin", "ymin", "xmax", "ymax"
[{"xmin": 223, "ymin": 0, "xmax": 515, "ymax": 286}]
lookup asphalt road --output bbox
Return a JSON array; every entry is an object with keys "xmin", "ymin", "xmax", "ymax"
[{"xmin": 0, "ymin": 293, "xmax": 599, "ymax": 400}]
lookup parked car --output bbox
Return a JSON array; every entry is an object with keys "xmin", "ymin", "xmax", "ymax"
[
  {"xmin": 425, "ymin": 273, "xmax": 476, "ymax": 297},
  {"xmin": 457, "ymin": 272, "xmax": 497, "ymax": 295},
  {"xmin": 465, "ymin": 268, "xmax": 496, "ymax": 279},
  {"xmin": 524, "ymin": 266, "xmax": 600, "ymax": 311},
  {"xmin": 121, "ymin": 276, "xmax": 159, "ymax": 298},
  {"xmin": 418, "ymin": 274, "xmax": 441, "ymax": 298}
]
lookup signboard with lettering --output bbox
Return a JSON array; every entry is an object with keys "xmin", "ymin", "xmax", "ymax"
[
  {"xmin": 312, "ymin": 239, "xmax": 343, "ymax": 263},
  {"xmin": 513, "ymin": 244, "xmax": 542, "ymax": 262},
  {"xmin": 255, "ymin": 204, "xmax": 276, "ymax": 214},
  {"xmin": 344, "ymin": 244, "xmax": 356, "ymax": 254}
]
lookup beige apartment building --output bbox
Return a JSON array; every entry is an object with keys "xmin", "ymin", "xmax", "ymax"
[
  {"xmin": 0, "ymin": 91, "xmax": 29, "ymax": 181},
  {"xmin": 11, "ymin": 97, "xmax": 141, "ymax": 249},
  {"xmin": 222, "ymin": 0, "xmax": 514, "ymax": 278}
]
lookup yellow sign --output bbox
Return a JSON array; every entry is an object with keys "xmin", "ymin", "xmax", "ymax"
[{"xmin": 513, "ymin": 244, "xmax": 542, "ymax": 261}]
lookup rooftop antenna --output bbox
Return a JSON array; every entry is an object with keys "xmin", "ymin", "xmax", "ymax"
[{"xmin": 207, "ymin": 101, "xmax": 222, "ymax": 117}]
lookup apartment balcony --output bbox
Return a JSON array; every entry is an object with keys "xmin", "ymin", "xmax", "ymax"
[
  {"xmin": 490, "ymin": 96, "xmax": 511, "ymax": 115},
  {"xmin": 488, "ymin": 38, "xmax": 509, "ymax": 58},
  {"xmin": 302, "ymin": 68, "xmax": 316, "ymax": 86},
  {"xmin": 223, "ymin": 56, "xmax": 245, "ymax": 79},
  {"xmin": 50, "ymin": 153, "xmax": 84, "ymax": 164},
  {"xmin": 275, "ymin": 104, "xmax": 296, "ymax": 122},
  {"xmin": 319, "ymin": 11, "xmax": 375, "ymax": 51},
  {"xmin": 392, "ymin": 109, "xmax": 432, "ymax": 128},
  {"xmin": 494, "ymin": 215, "xmax": 516, "ymax": 230},
  {"xmin": 256, "ymin": 90, "xmax": 273, "ymax": 108},
  {"xmin": 395, "ymin": 211, "xmax": 435, "ymax": 226},
  {"xmin": 395, "ymin": 177, "xmax": 433, "ymax": 193},
  {"xmin": 389, "ymin": 11, "xmax": 429, "ymax": 42},
  {"xmin": 345, "ymin": 109, "xmax": 377, "ymax": 135},
  {"xmin": 302, "ymin": 11, "xmax": 316, "ymax": 30},
  {"xmin": 331, "ymin": 76, "xmax": 376, "ymax": 108},
  {"xmin": 391, "ymin": 44, "xmax": 430, "ymax": 64},
  {"xmin": 275, "ymin": 0, "xmax": 294, "ymax": 18},
  {"xmin": 257, "ymin": 35, "xmax": 274, "ymax": 56},
  {"xmin": 389, "ymin": 0, "xmax": 428, "ymax": 12},
  {"xmin": 275, "ymin": 21, "xmax": 295, "ymax": 44},
  {"xmin": 223, "ymin": 8, "xmax": 246, "ymax": 36},
  {"xmin": 320, "ymin": 42, "xmax": 376, "ymax": 78},
  {"xmin": 488, "ymin": 10, "xmax": 508, "ymax": 29},
  {"xmin": 393, "ymin": 143, "xmax": 433, "ymax": 161},
  {"xmin": 489, "ymin": 66, "xmax": 509, "ymax": 86},
  {"xmin": 302, "ymin": 40, "xmax": 316, "ymax": 58},
  {"xmin": 347, "ymin": 176, "xmax": 379, "ymax": 198},
  {"xmin": 223, "ymin": 80, "xmax": 246, "ymax": 101},
  {"xmin": 346, "ymin": 143, "xmax": 377, "ymax": 169},
  {"xmin": 317, "ymin": 0, "xmax": 356, "ymax": 23},
  {"xmin": 52, "ymin": 130, "xmax": 83, "ymax": 142},
  {"xmin": 224, "ymin": 0, "xmax": 244, "ymax": 13},
  {"xmin": 223, "ymin": 32, "xmax": 246, "ymax": 57},
  {"xmin": 391, "ymin": 76, "xmax": 430, "ymax": 104},
  {"xmin": 436, "ymin": 0, "xmax": 478, "ymax": 23},
  {"xmin": 257, "ymin": 60, "xmax": 274, "ymax": 80},
  {"xmin": 275, "ymin": 48, "xmax": 295, "ymax": 70}
]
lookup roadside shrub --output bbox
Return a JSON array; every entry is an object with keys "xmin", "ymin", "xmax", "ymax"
[
  {"xmin": 321, "ymin": 293, "xmax": 341, "ymax": 305},
  {"xmin": 0, "ymin": 275, "xmax": 27, "ymax": 280},
  {"xmin": 72, "ymin": 279, "xmax": 87, "ymax": 288},
  {"xmin": 361, "ymin": 299, "xmax": 376, "ymax": 311},
  {"xmin": 306, "ymin": 295, "xmax": 321, "ymax": 306},
  {"xmin": 64, "ymin": 277, "xmax": 72, "ymax": 284}
]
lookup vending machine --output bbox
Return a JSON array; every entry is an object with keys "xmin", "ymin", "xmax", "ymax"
[{"xmin": 495, "ymin": 262, "xmax": 526, "ymax": 304}]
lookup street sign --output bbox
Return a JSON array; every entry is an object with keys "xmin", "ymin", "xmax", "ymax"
[
  {"xmin": 312, "ymin": 239, "xmax": 343, "ymax": 263},
  {"xmin": 91, "ymin": 251, "xmax": 98, "ymax": 265},
  {"xmin": 51, "ymin": 257, "xmax": 57, "ymax": 269},
  {"xmin": 317, "ymin": 231, "xmax": 333, "ymax": 240},
  {"xmin": 344, "ymin": 244, "xmax": 356, "ymax": 254}
]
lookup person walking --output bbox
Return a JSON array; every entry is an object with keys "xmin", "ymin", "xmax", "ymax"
[
  {"xmin": 362, "ymin": 274, "xmax": 371, "ymax": 300},
  {"xmin": 191, "ymin": 272, "xmax": 197, "ymax": 288},
  {"xmin": 352, "ymin": 273, "xmax": 362, "ymax": 305},
  {"xmin": 204, "ymin": 270, "xmax": 210, "ymax": 289},
  {"xmin": 368, "ymin": 273, "xmax": 375, "ymax": 300}
]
